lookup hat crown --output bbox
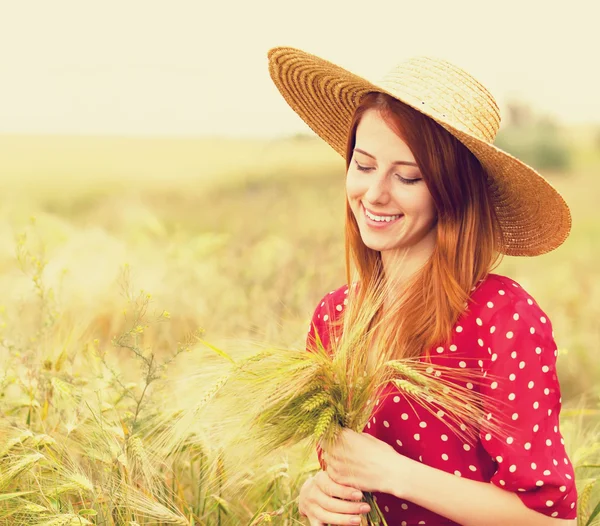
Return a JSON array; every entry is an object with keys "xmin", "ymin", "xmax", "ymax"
[{"xmin": 379, "ymin": 56, "xmax": 501, "ymax": 143}]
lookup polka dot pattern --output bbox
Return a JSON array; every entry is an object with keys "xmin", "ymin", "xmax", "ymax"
[{"xmin": 306, "ymin": 274, "xmax": 577, "ymax": 522}]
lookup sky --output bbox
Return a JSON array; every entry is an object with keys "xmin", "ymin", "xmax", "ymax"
[{"xmin": 0, "ymin": 0, "xmax": 598, "ymax": 137}]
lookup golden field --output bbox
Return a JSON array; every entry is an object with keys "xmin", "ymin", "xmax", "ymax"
[{"xmin": 0, "ymin": 129, "xmax": 599, "ymax": 525}]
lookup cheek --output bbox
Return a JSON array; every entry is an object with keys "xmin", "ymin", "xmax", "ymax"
[{"xmin": 345, "ymin": 173, "xmax": 362, "ymax": 201}]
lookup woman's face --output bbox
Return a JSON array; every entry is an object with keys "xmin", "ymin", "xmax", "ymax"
[{"xmin": 346, "ymin": 108, "xmax": 438, "ymax": 258}]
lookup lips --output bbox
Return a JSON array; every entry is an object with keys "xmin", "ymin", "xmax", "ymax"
[{"xmin": 362, "ymin": 203, "xmax": 403, "ymax": 220}]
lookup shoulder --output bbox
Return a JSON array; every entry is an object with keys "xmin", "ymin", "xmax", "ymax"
[
  {"xmin": 306, "ymin": 283, "xmax": 352, "ymax": 352},
  {"xmin": 469, "ymin": 273, "xmax": 551, "ymax": 328},
  {"xmin": 309, "ymin": 283, "xmax": 351, "ymax": 323}
]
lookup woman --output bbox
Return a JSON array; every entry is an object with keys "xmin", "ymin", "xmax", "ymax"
[{"xmin": 267, "ymin": 47, "xmax": 577, "ymax": 525}]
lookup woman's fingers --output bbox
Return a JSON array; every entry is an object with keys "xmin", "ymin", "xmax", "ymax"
[
  {"xmin": 305, "ymin": 471, "xmax": 370, "ymax": 525},
  {"xmin": 313, "ymin": 470, "xmax": 363, "ymax": 501}
]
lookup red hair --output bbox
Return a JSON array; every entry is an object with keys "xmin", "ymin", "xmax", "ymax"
[{"xmin": 343, "ymin": 92, "xmax": 505, "ymax": 360}]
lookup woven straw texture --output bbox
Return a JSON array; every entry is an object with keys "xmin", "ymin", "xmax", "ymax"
[{"xmin": 267, "ymin": 46, "xmax": 571, "ymax": 257}]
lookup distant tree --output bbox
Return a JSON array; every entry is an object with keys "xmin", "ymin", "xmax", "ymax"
[{"xmin": 496, "ymin": 100, "xmax": 571, "ymax": 172}]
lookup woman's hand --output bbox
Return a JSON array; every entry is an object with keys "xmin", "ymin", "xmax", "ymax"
[
  {"xmin": 321, "ymin": 428, "xmax": 400, "ymax": 495},
  {"xmin": 298, "ymin": 470, "xmax": 371, "ymax": 525}
]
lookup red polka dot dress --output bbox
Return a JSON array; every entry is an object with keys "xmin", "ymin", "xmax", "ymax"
[{"xmin": 305, "ymin": 273, "xmax": 577, "ymax": 524}]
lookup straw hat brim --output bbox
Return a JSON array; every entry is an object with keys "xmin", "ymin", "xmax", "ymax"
[{"xmin": 267, "ymin": 46, "xmax": 572, "ymax": 257}]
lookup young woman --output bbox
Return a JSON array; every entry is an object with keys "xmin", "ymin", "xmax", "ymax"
[{"xmin": 267, "ymin": 47, "xmax": 577, "ymax": 525}]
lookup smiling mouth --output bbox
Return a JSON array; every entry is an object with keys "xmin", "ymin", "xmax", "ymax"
[{"xmin": 362, "ymin": 203, "xmax": 403, "ymax": 223}]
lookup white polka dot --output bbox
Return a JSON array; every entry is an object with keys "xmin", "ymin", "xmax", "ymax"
[
  {"xmin": 506, "ymin": 437, "xmax": 514, "ymax": 444},
  {"xmin": 393, "ymin": 396, "xmax": 400, "ymax": 403},
  {"xmin": 551, "ymin": 512, "xmax": 558, "ymax": 518},
  {"xmin": 323, "ymin": 314, "xmax": 329, "ymax": 321},
  {"xmin": 533, "ymin": 401, "xmax": 539, "ymax": 409},
  {"xmin": 541, "ymin": 317, "xmax": 547, "ymax": 324},
  {"xmin": 509, "ymin": 465, "xmax": 517, "ymax": 473},
  {"xmin": 548, "ymin": 409, "xmax": 553, "ymax": 416},
  {"xmin": 469, "ymin": 465, "xmax": 477, "ymax": 472},
  {"xmin": 487, "ymin": 301, "xmax": 494, "ymax": 308},
  {"xmin": 476, "ymin": 318, "xmax": 483, "ymax": 326},
  {"xmin": 485, "ymin": 433, "xmax": 492, "ymax": 441},
  {"xmin": 384, "ymin": 505, "xmax": 389, "ymax": 512},
  {"xmin": 519, "ymin": 361, "xmax": 526, "ymax": 369},
  {"xmin": 524, "ymin": 442, "xmax": 531, "ymax": 450},
  {"xmin": 401, "ymin": 413, "xmax": 409, "ymax": 420},
  {"xmin": 531, "ymin": 462, "xmax": 537, "ymax": 469},
  {"xmin": 535, "ymin": 347, "xmax": 542, "ymax": 355},
  {"xmin": 463, "ymin": 444, "xmax": 471, "ymax": 451},
  {"xmin": 509, "ymin": 373, "xmax": 516, "ymax": 381},
  {"xmin": 414, "ymin": 433, "xmax": 420, "ymax": 441},
  {"xmin": 449, "ymin": 344, "xmax": 457, "ymax": 352},
  {"xmin": 498, "ymin": 290, "xmax": 505, "ymax": 295},
  {"xmin": 543, "ymin": 470, "xmax": 551, "ymax": 476},
  {"xmin": 442, "ymin": 453, "xmax": 449, "ymax": 460},
  {"xmin": 553, "ymin": 458, "xmax": 559, "ymax": 465},
  {"xmin": 372, "ymin": 417, "xmax": 376, "ymax": 423},
  {"xmin": 436, "ymin": 346, "xmax": 444, "ymax": 353},
  {"xmin": 441, "ymin": 434, "xmax": 448, "ymax": 441},
  {"xmin": 559, "ymin": 485, "xmax": 566, "ymax": 492},
  {"xmin": 536, "ymin": 481, "xmax": 544, "ymax": 487},
  {"xmin": 533, "ymin": 424, "xmax": 539, "ymax": 432},
  {"xmin": 321, "ymin": 301, "xmax": 325, "ymax": 307},
  {"xmin": 419, "ymin": 421, "xmax": 427, "ymax": 428},
  {"xmin": 467, "ymin": 382, "xmax": 473, "ymax": 390},
  {"xmin": 437, "ymin": 409, "xmax": 445, "ymax": 418},
  {"xmin": 527, "ymin": 298, "xmax": 533, "ymax": 305},
  {"xmin": 426, "ymin": 367, "xmax": 434, "ymax": 374},
  {"xmin": 491, "ymin": 353, "xmax": 498, "ymax": 362},
  {"xmin": 510, "ymin": 351, "xmax": 517, "ymax": 359},
  {"xmin": 396, "ymin": 439, "xmax": 403, "ymax": 447},
  {"xmin": 401, "ymin": 503, "xmax": 408, "ymax": 510},
  {"xmin": 546, "ymin": 500, "xmax": 553, "ymax": 507},
  {"xmin": 496, "ymin": 456, "xmax": 503, "ymax": 463},
  {"xmin": 343, "ymin": 298, "xmax": 348, "ymax": 305},
  {"xmin": 490, "ymin": 326, "xmax": 496, "ymax": 334},
  {"xmin": 506, "ymin": 331, "xmax": 514, "ymax": 339},
  {"xmin": 456, "ymin": 325, "xmax": 463, "ymax": 333},
  {"xmin": 554, "ymin": 425, "xmax": 558, "ymax": 433},
  {"xmin": 478, "ymin": 338, "xmax": 484, "ymax": 347},
  {"xmin": 571, "ymin": 502, "xmax": 575, "ymax": 509},
  {"xmin": 508, "ymin": 393, "xmax": 516, "ymax": 401},
  {"xmin": 513, "ymin": 313, "xmax": 519, "ymax": 321},
  {"xmin": 512, "ymin": 413, "xmax": 519, "ymax": 421},
  {"xmin": 546, "ymin": 439, "xmax": 552, "ymax": 446},
  {"xmin": 528, "ymin": 381, "xmax": 534, "ymax": 389},
  {"xmin": 542, "ymin": 365, "xmax": 550, "ymax": 373},
  {"xmin": 367, "ymin": 422, "xmax": 371, "ymax": 428},
  {"xmin": 491, "ymin": 381, "xmax": 498, "ymax": 389},
  {"xmin": 383, "ymin": 420, "xmax": 389, "ymax": 428},
  {"xmin": 499, "ymin": 479, "xmax": 506, "ymax": 486},
  {"xmin": 566, "ymin": 474, "xmax": 572, "ymax": 480},
  {"xmin": 459, "ymin": 361, "xmax": 467, "ymax": 368}
]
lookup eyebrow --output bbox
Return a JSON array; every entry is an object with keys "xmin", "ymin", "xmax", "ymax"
[{"xmin": 354, "ymin": 148, "xmax": 418, "ymax": 167}]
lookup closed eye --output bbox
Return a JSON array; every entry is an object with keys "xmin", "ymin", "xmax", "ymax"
[
  {"xmin": 355, "ymin": 160, "xmax": 374, "ymax": 172},
  {"xmin": 355, "ymin": 159, "xmax": 422, "ymax": 185}
]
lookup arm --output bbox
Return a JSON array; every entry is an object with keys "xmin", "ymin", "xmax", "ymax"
[{"xmin": 384, "ymin": 453, "xmax": 577, "ymax": 526}]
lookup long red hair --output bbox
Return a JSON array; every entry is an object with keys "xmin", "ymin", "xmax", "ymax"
[{"xmin": 342, "ymin": 92, "xmax": 505, "ymax": 360}]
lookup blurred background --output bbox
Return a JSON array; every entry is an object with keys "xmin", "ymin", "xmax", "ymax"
[{"xmin": 1, "ymin": 0, "xmax": 599, "ymax": 524}]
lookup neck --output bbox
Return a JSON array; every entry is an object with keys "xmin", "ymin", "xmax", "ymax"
[{"xmin": 380, "ymin": 229, "xmax": 437, "ymax": 303}]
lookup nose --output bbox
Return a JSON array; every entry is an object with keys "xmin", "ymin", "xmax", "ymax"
[{"xmin": 364, "ymin": 171, "xmax": 391, "ymax": 205}]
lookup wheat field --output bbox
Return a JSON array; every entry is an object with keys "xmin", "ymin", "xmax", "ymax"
[{"xmin": 0, "ymin": 129, "xmax": 599, "ymax": 525}]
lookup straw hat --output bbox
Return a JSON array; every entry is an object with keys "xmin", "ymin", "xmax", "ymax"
[{"xmin": 267, "ymin": 46, "xmax": 571, "ymax": 256}]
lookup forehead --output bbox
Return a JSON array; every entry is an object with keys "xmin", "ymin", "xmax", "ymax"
[{"xmin": 354, "ymin": 108, "xmax": 416, "ymax": 163}]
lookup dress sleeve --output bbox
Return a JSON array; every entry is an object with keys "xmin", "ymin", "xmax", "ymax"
[
  {"xmin": 477, "ymin": 293, "xmax": 577, "ymax": 520},
  {"xmin": 304, "ymin": 287, "xmax": 347, "ymax": 471}
]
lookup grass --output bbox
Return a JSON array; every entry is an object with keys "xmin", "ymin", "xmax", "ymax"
[{"xmin": 0, "ymin": 128, "xmax": 599, "ymax": 524}]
